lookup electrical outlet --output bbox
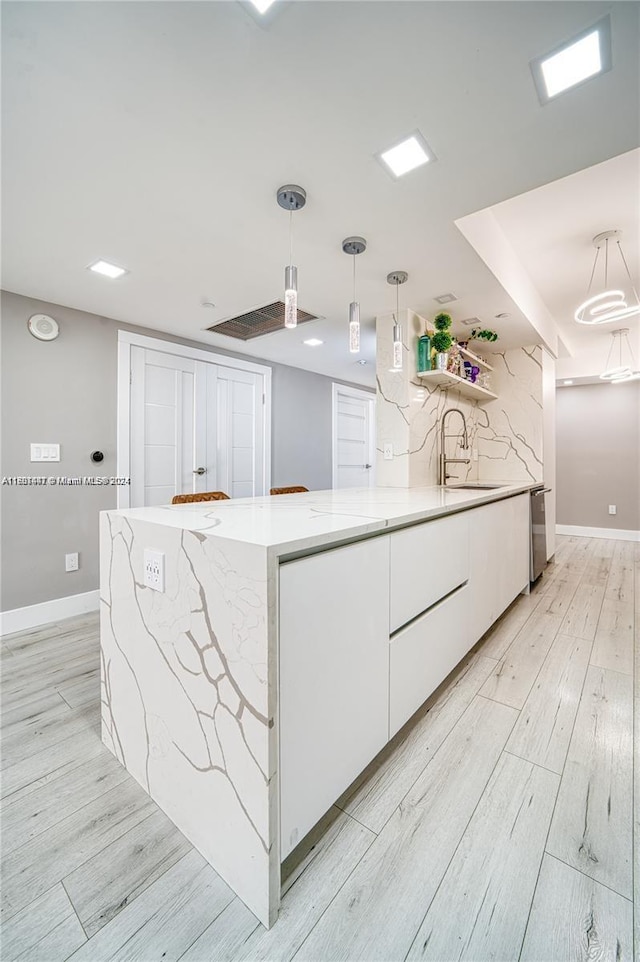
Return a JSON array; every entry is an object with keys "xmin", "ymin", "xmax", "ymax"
[
  {"xmin": 65, "ymin": 552, "xmax": 79, "ymax": 572},
  {"xmin": 608, "ymin": 505, "xmax": 617, "ymax": 515},
  {"xmin": 383, "ymin": 441, "xmax": 393, "ymax": 461},
  {"xmin": 144, "ymin": 549, "xmax": 165, "ymax": 592}
]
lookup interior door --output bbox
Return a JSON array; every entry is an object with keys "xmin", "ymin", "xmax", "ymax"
[
  {"xmin": 333, "ymin": 387, "xmax": 375, "ymax": 489},
  {"xmin": 130, "ymin": 347, "xmax": 204, "ymax": 507},
  {"xmin": 130, "ymin": 346, "xmax": 265, "ymax": 507},
  {"xmin": 210, "ymin": 364, "xmax": 264, "ymax": 500}
]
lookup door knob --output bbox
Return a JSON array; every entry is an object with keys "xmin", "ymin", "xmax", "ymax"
[
  {"xmin": 193, "ymin": 467, "xmax": 206, "ymax": 475},
  {"xmin": 364, "ymin": 463, "xmax": 372, "ymax": 469}
]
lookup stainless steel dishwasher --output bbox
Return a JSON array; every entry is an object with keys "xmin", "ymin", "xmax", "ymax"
[{"xmin": 530, "ymin": 484, "xmax": 551, "ymax": 583}]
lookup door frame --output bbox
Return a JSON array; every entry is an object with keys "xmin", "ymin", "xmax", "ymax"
[
  {"xmin": 331, "ymin": 382, "xmax": 376, "ymax": 490},
  {"xmin": 117, "ymin": 330, "xmax": 272, "ymax": 508}
]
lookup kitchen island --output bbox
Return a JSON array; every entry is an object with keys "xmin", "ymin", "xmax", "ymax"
[{"xmin": 100, "ymin": 482, "xmax": 534, "ymax": 927}]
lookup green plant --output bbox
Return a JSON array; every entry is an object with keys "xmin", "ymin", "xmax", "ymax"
[
  {"xmin": 434, "ymin": 312, "xmax": 452, "ymax": 331},
  {"xmin": 432, "ymin": 331, "xmax": 453, "ymax": 353},
  {"xmin": 469, "ymin": 327, "xmax": 498, "ymax": 342}
]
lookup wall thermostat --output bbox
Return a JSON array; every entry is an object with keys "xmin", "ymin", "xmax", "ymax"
[{"xmin": 91, "ymin": 450, "xmax": 105, "ymax": 463}]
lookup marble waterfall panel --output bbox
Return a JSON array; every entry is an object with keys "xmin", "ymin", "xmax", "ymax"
[
  {"xmin": 99, "ymin": 512, "xmax": 277, "ymax": 927},
  {"xmin": 477, "ymin": 346, "xmax": 544, "ymax": 482}
]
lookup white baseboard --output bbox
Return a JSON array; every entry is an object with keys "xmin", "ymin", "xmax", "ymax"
[
  {"xmin": 556, "ymin": 524, "xmax": 640, "ymax": 542},
  {"xmin": 0, "ymin": 589, "xmax": 100, "ymax": 636}
]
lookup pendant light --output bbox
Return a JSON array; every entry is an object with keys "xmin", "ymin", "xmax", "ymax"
[
  {"xmin": 600, "ymin": 328, "xmax": 640, "ymax": 383},
  {"xmin": 342, "ymin": 236, "xmax": 367, "ymax": 353},
  {"xmin": 575, "ymin": 230, "xmax": 640, "ymax": 325},
  {"xmin": 276, "ymin": 185, "xmax": 306, "ymax": 329},
  {"xmin": 387, "ymin": 271, "xmax": 408, "ymax": 371}
]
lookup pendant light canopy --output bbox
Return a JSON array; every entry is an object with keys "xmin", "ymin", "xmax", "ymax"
[
  {"xmin": 600, "ymin": 328, "xmax": 640, "ymax": 383},
  {"xmin": 575, "ymin": 230, "xmax": 640, "ymax": 325},
  {"xmin": 342, "ymin": 236, "xmax": 367, "ymax": 354},
  {"xmin": 387, "ymin": 271, "xmax": 408, "ymax": 372},
  {"xmin": 277, "ymin": 185, "xmax": 306, "ymax": 329}
]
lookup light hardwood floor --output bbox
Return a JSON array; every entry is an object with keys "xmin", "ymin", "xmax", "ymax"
[{"xmin": 1, "ymin": 535, "xmax": 636, "ymax": 961}]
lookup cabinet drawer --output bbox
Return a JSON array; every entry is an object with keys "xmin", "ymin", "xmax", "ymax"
[
  {"xmin": 389, "ymin": 584, "xmax": 470, "ymax": 737},
  {"xmin": 390, "ymin": 514, "xmax": 469, "ymax": 632}
]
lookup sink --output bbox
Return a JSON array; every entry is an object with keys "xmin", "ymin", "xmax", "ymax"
[{"xmin": 445, "ymin": 482, "xmax": 508, "ymax": 490}]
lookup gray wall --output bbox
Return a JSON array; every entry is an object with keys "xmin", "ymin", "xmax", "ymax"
[
  {"xmin": 0, "ymin": 290, "xmax": 372, "ymax": 611},
  {"xmin": 556, "ymin": 381, "xmax": 640, "ymax": 531}
]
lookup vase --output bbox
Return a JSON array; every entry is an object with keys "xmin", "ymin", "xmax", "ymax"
[
  {"xmin": 435, "ymin": 352, "xmax": 448, "ymax": 371},
  {"xmin": 417, "ymin": 335, "xmax": 431, "ymax": 373}
]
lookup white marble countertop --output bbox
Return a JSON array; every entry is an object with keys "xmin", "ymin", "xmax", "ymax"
[{"xmin": 108, "ymin": 481, "xmax": 536, "ymax": 556}]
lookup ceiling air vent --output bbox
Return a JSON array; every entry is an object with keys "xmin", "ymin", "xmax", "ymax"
[
  {"xmin": 461, "ymin": 316, "xmax": 482, "ymax": 327},
  {"xmin": 206, "ymin": 301, "xmax": 319, "ymax": 340}
]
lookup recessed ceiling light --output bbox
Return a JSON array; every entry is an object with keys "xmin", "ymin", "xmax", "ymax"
[
  {"xmin": 531, "ymin": 17, "xmax": 611, "ymax": 104},
  {"xmin": 357, "ymin": 359, "xmax": 368, "ymax": 366},
  {"xmin": 88, "ymin": 259, "xmax": 128, "ymax": 279},
  {"xmin": 563, "ymin": 380, "xmax": 574, "ymax": 385},
  {"xmin": 434, "ymin": 293, "xmax": 458, "ymax": 305},
  {"xmin": 377, "ymin": 131, "xmax": 435, "ymax": 179},
  {"xmin": 303, "ymin": 338, "xmax": 323, "ymax": 347},
  {"xmin": 249, "ymin": 0, "xmax": 275, "ymax": 11}
]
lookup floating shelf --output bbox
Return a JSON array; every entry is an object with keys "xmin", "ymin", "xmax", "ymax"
[
  {"xmin": 416, "ymin": 369, "xmax": 498, "ymax": 402},
  {"xmin": 458, "ymin": 346, "xmax": 494, "ymax": 371}
]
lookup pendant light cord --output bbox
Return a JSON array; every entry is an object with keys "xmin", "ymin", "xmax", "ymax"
[
  {"xmin": 604, "ymin": 332, "xmax": 616, "ymax": 371},
  {"xmin": 353, "ymin": 254, "xmax": 356, "ymax": 302},
  {"xmin": 289, "ymin": 210, "xmax": 293, "ymax": 267},
  {"xmin": 585, "ymin": 247, "xmax": 600, "ymax": 298},
  {"xmin": 617, "ymin": 240, "xmax": 640, "ymax": 304},
  {"xmin": 604, "ymin": 237, "xmax": 609, "ymax": 288},
  {"xmin": 624, "ymin": 330, "xmax": 638, "ymax": 368}
]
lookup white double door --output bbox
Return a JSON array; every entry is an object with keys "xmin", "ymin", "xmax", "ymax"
[{"xmin": 130, "ymin": 345, "xmax": 266, "ymax": 507}]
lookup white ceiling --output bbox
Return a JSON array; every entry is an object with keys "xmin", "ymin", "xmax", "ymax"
[
  {"xmin": 490, "ymin": 148, "xmax": 640, "ymax": 366},
  {"xmin": 2, "ymin": 1, "xmax": 639, "ymax": 386}
]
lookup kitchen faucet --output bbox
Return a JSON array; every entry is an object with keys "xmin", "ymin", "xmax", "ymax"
[{"xmin": 439, "ymin": 408, "xmax": 470, "ymax": 485}]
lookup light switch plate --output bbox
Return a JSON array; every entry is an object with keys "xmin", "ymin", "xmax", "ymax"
[{"xmin": 31, "ymin": 443, "xmax": 60, "ymax": 462}]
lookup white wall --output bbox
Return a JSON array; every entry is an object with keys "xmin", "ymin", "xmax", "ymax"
[{"xmin": 556, "ymin": 380, "xmax": 639, "ymax": 532}]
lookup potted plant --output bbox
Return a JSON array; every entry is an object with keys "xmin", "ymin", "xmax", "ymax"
[{"xmin": 432, "ymin": 312, "xmax": 453, "ymax": 369}]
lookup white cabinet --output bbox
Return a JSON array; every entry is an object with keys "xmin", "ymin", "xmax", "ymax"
[
  {"xmin": 389, "ymin": 513, "xmax": 469, "ymax": 632},
  {"xmin": 389, "ymin": 583, "xmax": 469, "ymax": 737},
  {"xmin": 278, "ymin": 491, "xmax": 530, "ymax": 862},
  {"xmin": 468, "ymin": 493, "xmax": 530, "ymax": 640},
  {"xmin": 279, "ymin": 537, "xmax": 390, "ymax": 859}
]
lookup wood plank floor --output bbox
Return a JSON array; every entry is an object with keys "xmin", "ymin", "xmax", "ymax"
[{"xmin": 0, "ymin": 535, "xmax": 636, "ymax": 961}]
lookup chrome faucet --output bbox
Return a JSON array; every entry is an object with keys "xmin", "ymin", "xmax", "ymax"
[{"xmin": 439, "ymin": 408, "xmax": 470, "ymax": 485}]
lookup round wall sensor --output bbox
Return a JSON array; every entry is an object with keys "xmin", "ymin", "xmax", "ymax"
[{"xmin": 28, "ymin": 314, "xmax": 59, "ymax": 341}]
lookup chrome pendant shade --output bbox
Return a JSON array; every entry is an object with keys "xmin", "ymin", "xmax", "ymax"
[
  {"xmin": 342, "ymin": 236, "xmax": 367, "ymax": 354},
  {"xmin": 387, "ymin": 271, "xmax": 408, "ymax": 371},
  {"xmin": 277, "ymin": 185, "xmax": 306, "ymax": 329},
  {"xmin": 575, "ymin": 230, "xmax": 640, "ymax": 325}
]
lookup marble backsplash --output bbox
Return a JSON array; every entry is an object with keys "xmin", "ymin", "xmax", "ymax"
[{"xmin": 376, "ymin": 310, "xmax": 543, "ymax": 487}]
